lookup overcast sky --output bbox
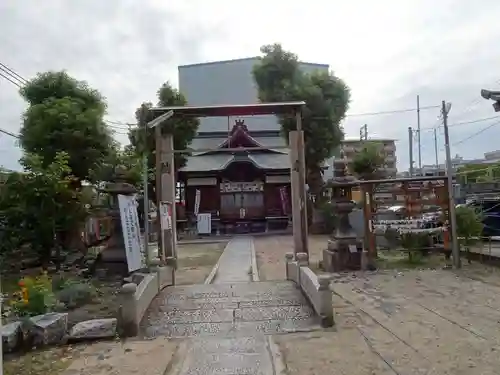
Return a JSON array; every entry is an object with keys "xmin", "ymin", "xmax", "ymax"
[{"xmin": 1, "ymin": 0, "xmax": 500, "ymax": 171}]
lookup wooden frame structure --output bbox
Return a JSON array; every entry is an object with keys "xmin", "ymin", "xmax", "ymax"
[{"xmin": 149, "ymin": 101, "xmax": 308, "ymax": 262}]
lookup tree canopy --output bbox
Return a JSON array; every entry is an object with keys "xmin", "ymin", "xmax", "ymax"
[
  {"xmin": 19, "ymin": 71, "xmax": 114, "ymax": 184},
  {"xmin": 351, "ymin": 143, "xmax": 386, "ymax": 179},
  {"xmin": 0, "ymin": 152, "xmax": 87, "ymax": 264},
  {"xmin": 128, "ymin": 82, "xmax": 199, "ymax": 201},
  {"xmin": 252, "ymin": 43, "xmax": 351, "ymax": 198}
]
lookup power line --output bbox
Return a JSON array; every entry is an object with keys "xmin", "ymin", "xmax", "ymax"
[
  {"xmin": 453, "ymin": 119, "xmax": 500, "ymax": 146},
  {"xmin": 421, "ymin": 115, "xmax": 500, "ymax": 132},
  {"xmin": 345, "ymin": 105, "xmax": 440, "ymax": 118},
  {"xmin": 0, "ymin": 70, "xmax": 23, "ymax": 88},
  {"xmin": 0, "ymin": 128, "xmax": 19, "ymax": 139},
  {"xmin": 0, "ymin": 62, "xmax": 28, "ymax": 85},
  {"xmin": 105, "ymin": 119, "xmax": 134, "ymax": 127}
]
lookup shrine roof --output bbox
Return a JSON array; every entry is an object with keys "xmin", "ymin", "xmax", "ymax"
[
  {"xmin": 180, "ymin": 152, "xmax": 290, "ymax": 172},
  {"xmin": 189, "ymin": 135, "xmax": 288, "ymax": 155}
]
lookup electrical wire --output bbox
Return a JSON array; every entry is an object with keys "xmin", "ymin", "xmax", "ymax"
[
  {"xmin": 0, "ymin": 128, "xmax": 20, "ymax": 139},
  {"xmin": 0, "ymin": 62, "xmax": 28, "ymax": 85},
  {"xmin": 0, "ymin": 70, "xmax": 23, "ymax": 88},
  {"xmin": 453, "ymin": 119, "xmax": 500, "ymax": 146},
  {"xmin": 421, "ymin": 115, "xmax": 500, "ymax": 132}
]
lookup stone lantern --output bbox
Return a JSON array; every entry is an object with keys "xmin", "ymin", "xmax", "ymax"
[
  {"xmin": 97, "ymin": 166, "xmax": 139, "ymax": 275},
  {"xmin": 322, "ymin": 157, "xmax": 363, "ymax": 272}
]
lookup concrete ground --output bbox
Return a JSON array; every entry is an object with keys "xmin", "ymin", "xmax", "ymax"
[
  {"xmin": 141, "ymin": 237, "xmax": 319, "ymax": 375},
  {"xmin": 255, "ymin": 235, "xmax": 500, "ymax": 374}
]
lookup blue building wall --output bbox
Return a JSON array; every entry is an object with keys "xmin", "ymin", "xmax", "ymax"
[{"xmin": 178, "ymin": 57, "xmax": 329, "ymax": 133}]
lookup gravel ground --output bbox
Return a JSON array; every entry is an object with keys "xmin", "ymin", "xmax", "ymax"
[{"xmin": 256, "ymin": 235, "xmax": 500, "ymax": 375}]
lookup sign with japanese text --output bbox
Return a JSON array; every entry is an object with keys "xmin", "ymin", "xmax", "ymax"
[{"xmin": 118, "ymin": 194, "xmax": 143, "ymax": 272}]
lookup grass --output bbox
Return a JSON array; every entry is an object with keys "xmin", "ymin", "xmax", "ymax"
[
  {"xmin": 175, "ymin": 241, "xmax": 226, "ymax": 285},
  {"xmin": 376, "ymin": 250, "xmax": 448, "ymax": 270}
]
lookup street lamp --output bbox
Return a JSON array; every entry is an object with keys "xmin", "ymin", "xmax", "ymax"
[{"xmin": 480, "ymin": 89, "xmax": 500, "ymax": 112}]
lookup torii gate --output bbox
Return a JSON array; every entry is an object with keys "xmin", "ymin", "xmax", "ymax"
[{"xmin": 147, "ymin": 102, "xmax": 308, "ymax": 282}]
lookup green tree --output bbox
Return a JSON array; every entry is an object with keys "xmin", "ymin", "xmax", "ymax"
[
  {"xmin": 91, "ymin": 143, "xmax": 142, "ymax": 187},
  {"xmin": 19, "ymin": 71, "xmax": 114, "ymax": 185},
  {"xmin": 0, "ymin": 152, "xmax": 87, "ymax": 267},
  {"xmin": 252, "ymin": 43, "xmax": 350, "ymax": 199},
  {"xmin": 128, "ymin": 82, "xmax": 199, "ymax": 201},
  {"xmin": 351, "ymin": 143, "xmax": 386, "ymax": 179}
]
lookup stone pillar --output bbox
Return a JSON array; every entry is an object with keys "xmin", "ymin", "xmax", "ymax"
[
  {"xmin": 285, "ymin": 252, "xmax": 294, "ymax": 280},
  {"xmin": 119, "ymin": 283, "xmax": 138, "ymax": 337},
  {"xmin": 289, "ymin": 131, "xmax": 302, "ymax": 255},
  {"xmin": 317, "ymin": 275, "xmax": 334, "ymax": 327},
  {"xmin": 289, "ymin": 131, "xmax": 308, "ymax": 257},
  {"xmin": 156, "ymin": 131, "xmax": 176, "ymax": 264}
]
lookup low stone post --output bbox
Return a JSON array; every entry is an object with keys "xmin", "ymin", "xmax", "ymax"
[
  {"xmin": 285, "ymin": 253, "xmax": 294, "ymax": 280},
  {"xmin": 296, "ymin": 252, "xmax": 309, "ymax": 266},
  {"xmin": 119, "ymin": 283, "xmax": 138, "ymax": 337},
  {"xmin": 317, "ymin": 275, "xmax": 334, "ymax": 327},
  {"xmin": 296, "ymin": 252, "xmax": 308, "ymax": 286}
]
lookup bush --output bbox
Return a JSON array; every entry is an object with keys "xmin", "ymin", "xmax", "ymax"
[
  {"xmin": 319, "ymin": 201, "xmax": 336, "ymax": 234},
  {"xmin": 56, "ymin": 280, "xmax": 97, "ymax": 309},
  {"xmin": 11, "ymin": 273, "xmax": 56, "ymax": 317}
]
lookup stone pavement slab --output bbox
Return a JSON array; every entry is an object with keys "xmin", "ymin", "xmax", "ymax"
[
  {"xmin": 141, "ymin": 281, "xmax": 319, "ymax": 339},
  {"xmin": 213, "ymin": 236, "xmax": 254, "ymax": 284},
  {"xmin": 173, "ymin": 336, "xmax": 274, "ymax": 375},
  {"xmin": 140, "ymin": 236, "xmax": 320, "ymax": 375}
]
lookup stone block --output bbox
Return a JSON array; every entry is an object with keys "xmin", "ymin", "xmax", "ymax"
[
  {"xmin": 69, "ymin": 318, "xmax": 118, "ymax": 341},
  {"xmin": 30, "ymin": 312, "xmax": 68, "ymax": 346},
  {"xmin": 2, "ymin": 321, "xmax": 23, "ymax": 352}
]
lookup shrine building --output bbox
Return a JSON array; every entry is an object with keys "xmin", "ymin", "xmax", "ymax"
[{"xmin": 177, "ymin": 119, "xmax": 292, "ymax": 234}]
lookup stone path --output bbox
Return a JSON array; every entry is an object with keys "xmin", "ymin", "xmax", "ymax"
[
  {"xmin": 213, "ymin": 236, "xmax": 253, "ymax": 284},
  {"xmin": 141, "ymin": 236, "xmax": 319, "ymax": 375}
]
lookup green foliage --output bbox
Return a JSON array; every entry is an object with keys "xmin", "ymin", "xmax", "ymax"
[
  {"xmin": 399, "ymin": 232, "xmax": 430, "ymax": 264},
  {"xmin": 55, "ymin": 280, "xmax": 97, "ymax": 309},
  {"xmin": 252, "ymin": 43, "xmax": 350, "ymax": 197},
  {"xmin": 91, "ymin": 143, "xmax": 142, "ymax": 187},
  {"xmin": 0, "ymin": 152, "xmax": 87, "ymax": 262},
  {"xmin": 319, "ymin": 201, "xmax": 337, "ymax": 234},
  {"xmin": 456, "ymin": 163, "xmax": 500, "ymax": 184},
  {"xmin": 456, "ymin": 205, "xmax": 483, "ymax": 252},
  {"xmin": 11, "ymin": 273, "xmax": 56, "ymax": 317},
  {"xmin": 19, "ymin": 71, "xmax": 114, "ymax": 183},
  {"xmin": 351, "ymin": 143, "xmax": 385, "ymax": 178},
  {"xmin": 128, "ymin": 82, "xmax": 199, "ymax": 200}
]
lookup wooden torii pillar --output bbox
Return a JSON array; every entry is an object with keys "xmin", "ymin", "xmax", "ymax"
[{"xmin": 289, "ymin": 111, "xmax": 309, "ymax": 259}]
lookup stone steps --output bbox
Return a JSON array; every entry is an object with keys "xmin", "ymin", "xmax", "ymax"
[{"xmin": 141, "ymin": 281, "xmax": 320, "ymax": 339}]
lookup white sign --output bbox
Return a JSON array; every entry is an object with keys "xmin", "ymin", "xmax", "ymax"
[
  {"xmin": 194, "ymin": 189, "xmax": 201, "ymax": 215},
  {"xmin": 159, "ymin": 201, "xmax": 172, "ymax": 230},
  {"xmin": 118, "ymin": 194, "xmax": 143, "ymax": 272},
  {"xmin": 220, "ymin": 181, "xmax": 263, "ymax": 193},
  {"xmin": 197, "ymin": 213, "xmax": 212, "ymax": 234}
]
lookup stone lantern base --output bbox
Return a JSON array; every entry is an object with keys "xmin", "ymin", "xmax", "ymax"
[{"xmin": 322, "ymin": 239, "xmax": 364, "ymax": 272}]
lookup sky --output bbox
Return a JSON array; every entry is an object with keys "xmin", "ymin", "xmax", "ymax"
[{"xmin": 1, "ymin": 0, "xmax": 500, "ymax": 171}]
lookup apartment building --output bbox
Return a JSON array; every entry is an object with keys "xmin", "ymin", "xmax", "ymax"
[{"xmin": 341, "ymin": 138, "xmax": 397, "ymax": 177}]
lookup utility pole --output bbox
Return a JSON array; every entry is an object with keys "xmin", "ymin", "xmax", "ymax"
[
  {"xmin": 442, "ymin": 100, "xmax": 461, "ymax": 268},
  {"xmin": 417, "ymin": 95, "xmax": 422, "ymax": 171},
  {"xmin": 408, "ymin": 127, "xmax": 414, "ymax": 177},
  {"xmin": 433, "ymin": 128, "xmax": 439, "ymax": 174},
  {"xmin": 360, "ymin": 124, "xmax": 368, "ymax": 141}
]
